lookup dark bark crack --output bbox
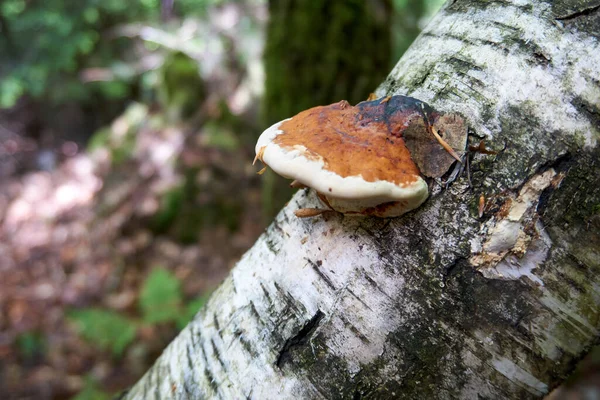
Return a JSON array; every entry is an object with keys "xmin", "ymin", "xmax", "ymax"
[
  {"xmin": 571, "ymin": 97, "xmax": 600, "ymax": 129},
  {"xmin": 443, "ymin": 257, "xmax": 465, "ymax": 280},
  {"xmin": 556, "ymin": 3, "xmax": 600, "ymax": 21},
  {"xmin": 275, "ymin": 310, "xmax": 325, "ymax": 369}
]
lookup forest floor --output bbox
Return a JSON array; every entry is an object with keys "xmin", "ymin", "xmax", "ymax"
[
  {"xmin": 0, "ymin": 3, "xmax": 273, "ymax": 398},
  {"xmin": 0, "ymin": 102, "xmax": 267, "ymax": 399}
]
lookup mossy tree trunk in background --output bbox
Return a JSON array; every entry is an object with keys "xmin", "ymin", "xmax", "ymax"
[
  {"xmin": 125, "ymin": 1, "xmax": 600, "ymax": 398},
  {"xmin": 261, "ymin": 0, "xmax": 393, "ymax": 218},
  {"xmin": 263, "ymin": 0, "xmax": 392, "ymax": 123},
  {"xmin": 392, "ymin": 0, "xmax": 427, "ymax": 58}
]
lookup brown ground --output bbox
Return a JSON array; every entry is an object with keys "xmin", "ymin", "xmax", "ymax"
[{"xmin": 0, "ymin": 103, "xmax": 266, "ymax": 399}]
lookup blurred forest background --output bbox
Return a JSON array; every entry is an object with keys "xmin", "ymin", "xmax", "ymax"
[{"xmin": 0, "ymin": 0, "xmax": 445, "ymax": 398}]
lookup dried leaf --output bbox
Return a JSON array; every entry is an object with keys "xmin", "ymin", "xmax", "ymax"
[{"xmin": 403, "ymin": 112, "xmax": 468, "ymax": 178}]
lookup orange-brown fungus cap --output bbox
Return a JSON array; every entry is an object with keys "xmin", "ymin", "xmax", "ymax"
[{"xmin": 274, "ymin": 97, "xmax": 431, "ymax": 186}]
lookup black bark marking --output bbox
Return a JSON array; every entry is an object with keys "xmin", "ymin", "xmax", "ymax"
[
  {"xmin": 338, "ymin": 314, "xmax": 371, "ymax": 344},
  {"xmin": 416, "ymin": 68, "xmax": 432, "ymax": 86},
  {"xmin": 346, "ymin": 287, "xmax": 373, "ymax": 311},
  {"xmin": 532, "ymin": 51, "xmax": 551, "ymax": 66},
  {"xmin": 185, "ymin": 343, "xmax": 195, "ymax": 372},
  {"xmin": 272, "ymin": 281, "xmax": 306, "ymax": 315},
  {"xmin": 199, "ymin": 339, "xmax": 219, "ymax": 395},
  {"xmin": 355, "ymin": 224, "xmax": 377, "ymax": 239},
  {"xmin": 151, "ymin": 363, "xmax": 161, "ymax": 400},
  {"xmin": 190, "ymin": 323, "xmax": 203, "ymax": 350},
  {"xmin": 423, "ymin": 31, "xmax": 505, "ymax": 55},
  {"xmin": 248, "ymin": 300, "xmax": 265, "ymax": 326},
  {"xmin": 556, "ymin": 3, "xmax": 600, "ymax": 20},
  {"xmin": 182, "ymin": 377, "xmax": 193, "ymax": 398},
  {"xmin": 271, "ymin": 218, "xmax": 289, "ymax": 238},
  {"xmin": 211, "ymin": 338, "xmax": 227, "ymax": 371},
  {"xmin": 197, "ymin": 332, "xmax": 208, "ymax": 363},
  {"xmin": 272, "ymin": 281, "xmax": 284, "ymax": 295},
  {"xmin": 445, "ymin": 0, "xmax": 535, "ymax": 19},
  {"xmin": 361, "ymin": 270, "xmax": 394, "ymax": 301},
  {"xmin": 259, "ymin": 281, "xmax": 274, "ymax": 307},
  {"xmin": 305, "ymin": 257, "xmax": 336, "ymax": 290},
  {"xmin": 183, "ymin": 344, "xmax": 195, "ymax": 397},
  {"xmin": 455, "ymin": 69, "xmax": 486, "ymax": 90},
  {"xmin": 276, "ymin": 310, "xmax": 325, "ymax": 368},
  {"xmin": 213, "ymin": 313, "xmax": 221, "ymax": 335},
  {"xmin": 265, "ymin": 237, "xmax": 280, "ymax": 254},
  {"xmin": 281, "ymin": 291, "xmax": 304, "ymax": 315},
  {"xmin": 203, "ymin": 368, "xmax": 219, "ymax": 395},
  {"xmin": 571, "ymin": 96, "xmax": 600, "ymax": 130},
  {"xmin": 235, "ymin": 329, "xmax": 259, "ymax": 358},
  {"xmin": 447, "ymin": 55, "xmax": 484, "ymax": 72},
  {"xmin": 490, "ymin": 19, "xmax": 521, "ymax": 32},
  {"xmin": 142, "ymin": 362, "xmax": 155, "ymax": 400}
]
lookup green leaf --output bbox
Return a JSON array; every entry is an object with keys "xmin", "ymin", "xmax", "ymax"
[
  {"xmin": 83, "ymin": 8, "xmax": 99, "ymax": 24},
  {"xmin": 86, "ymin": 128, "xmax": 111, "ymax": 152},
  {"xmin": 68, "ymin": 308, "xmax": 137, "ymax": 356},
  {"xmin": 139, "ymin": 268, "xmax": 183, "ymax": 324},
  {"xmin": 16, "ymin": 331, "xmax": 45, "ymax": 360},
  {"xmin": 0, "ymin": 77, "xmax": 25, "ymax": 108},
  {"xmin": 71, "ymin": 376, "xmax": 111, "ymax": 400},
  {"xmin": 96, "ymin": 81, "xmax": 129, "ymax": 99},
  {"xmin": 151, "ymin": 185, "xmax": 185, "ymax": 233},
  {"xmin": 1, "ymin": 0, "xmax": 26, "ymax": 17}
]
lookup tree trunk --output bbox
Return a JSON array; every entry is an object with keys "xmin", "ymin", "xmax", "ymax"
[
  {"xmin": 124, "ymin": 1, "xmax": 600, "ymax": 398},
  {"xmin": 263, "ymin": 0, "xmax": 392, "ymax": 125}
]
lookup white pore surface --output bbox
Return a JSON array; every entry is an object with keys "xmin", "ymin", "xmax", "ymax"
[{"xmin": 255, "ymin": 120, "xmax": 429, "ymax": 209}]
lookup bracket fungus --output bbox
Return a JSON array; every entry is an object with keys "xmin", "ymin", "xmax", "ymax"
[{"xmin": 255, "ymin": 95, "xmax": 468, "ymax": 218}]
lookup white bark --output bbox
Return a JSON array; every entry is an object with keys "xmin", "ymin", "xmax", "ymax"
[{"xmin": 125, "ymin": 1, "xmax": 600, "ymax": 398}]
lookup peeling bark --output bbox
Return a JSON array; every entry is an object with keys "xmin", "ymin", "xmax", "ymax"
[{"xmin": 125, "ymin": 0, "xmax": 600, "ymax": 398}]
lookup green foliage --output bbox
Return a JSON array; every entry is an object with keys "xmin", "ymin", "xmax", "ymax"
[
  {"xmin": 0, "ymin": 0, "xmax": 150, "ymax": 107},
  {"xmin": 139, "ymin": 268, "xmax": 183, "ymax": 324},
  {"xmin": 86, "ymin": 128, "xmax": 112, "ymax": 152},
  {"xmin": 68, "ymin": 308, "xmax": 137, "ymax": 356},
  {"xmin": 71, "ymin": 376, "xmax": 111, "ymax": 400},
  {"xmin": 151, "ymin": 163, "xmax": 243, "ymax": 242},
  {"xmin": 151, "ymin": 185, "xmax": 186, "ymax": 234},
  {"xmin": 202, "ymin": 122, "xmax": 240, "ymax": 151},
  {"xmin": 86, "ymin": 103, "xmax": 147, "ymax": 165},
  {"xmin": 16, "ymin": 331, "xmax": 45, "ymax": 360},
  {"xmin": 68, "ymin": 269, "xmax": 210, "ymax": 362},
  {"xmin": 159, "ymin": 52, "xmax": 205, "ymax": 121},
  {"xmin": 138, "ymin": 267, "xmax": 211, "ymax": 328},
  {"xmin": 0, "ymin": 0, "xmax": 227, "ymax": 109},
  {"xmin": 392, "ymin": 0, "xmax": 447, "ymax": 59}
]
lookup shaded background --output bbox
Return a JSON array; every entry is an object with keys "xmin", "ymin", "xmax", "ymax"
[{"xmin": 0, "ymin": 0, "xmax": 444, "ymax": 398}]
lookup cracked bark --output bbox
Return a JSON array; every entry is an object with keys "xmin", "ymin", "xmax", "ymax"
[{"xmin": 124, "ymin": 0, "xmax": 600, "ymax": 399}]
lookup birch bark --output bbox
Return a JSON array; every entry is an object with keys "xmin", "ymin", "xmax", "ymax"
[{"xmin": 125, "ymin": 0, "xmax": 600, "ymax": 398}]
